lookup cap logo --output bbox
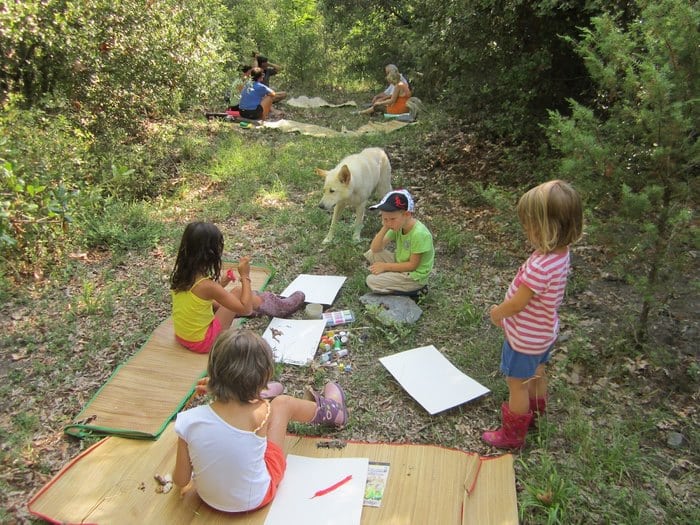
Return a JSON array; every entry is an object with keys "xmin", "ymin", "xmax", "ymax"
[{"xmin": 370, "ymin": 188, "xmax": 414, "ymax": 212}]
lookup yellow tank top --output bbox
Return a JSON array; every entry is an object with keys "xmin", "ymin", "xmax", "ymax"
[{"xmin": 171, "ymin": 277, "xmax": 214, "ymax": 342}]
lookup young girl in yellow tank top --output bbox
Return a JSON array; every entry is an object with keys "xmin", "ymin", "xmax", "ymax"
[{"xmin": 170, "ymin": 222, "xmax": 304, "ymax": 354}]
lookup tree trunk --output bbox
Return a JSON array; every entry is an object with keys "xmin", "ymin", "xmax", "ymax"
[{"xmin": 636, "ymin": 182, "xmax": 672, "ymax": 346}]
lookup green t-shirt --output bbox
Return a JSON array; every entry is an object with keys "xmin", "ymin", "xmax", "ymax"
[{"xmin": 386, "ymin": 219, "xmax": 434, "ymax": 284}]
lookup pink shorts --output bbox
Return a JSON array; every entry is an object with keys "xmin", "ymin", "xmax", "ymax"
[
  {"xmin": 254, "ymin": 440, "xmax": 287, "ymax": 509},
  {"xmin": 175, "ymin": 318, "xmax": 222, "ymax": 354}
]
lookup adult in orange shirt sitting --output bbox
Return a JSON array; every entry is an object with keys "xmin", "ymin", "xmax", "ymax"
[{"xmin": 360, "ymin": 71, "xmax": 411, "ymax": 116}]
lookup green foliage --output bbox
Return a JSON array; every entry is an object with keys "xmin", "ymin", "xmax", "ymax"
[
  {"xmin": 1, "ymin": 0, "xmax": 230, "ymax": 132},
  {"xmin": 422, "ymin": 0, "xmax": 625, "ymax": 137},
  {"xmin": 0, "ymin": 98, "xmax": 93, "ymax": 271},
  {"xmin": 319, "ymin": 0, "xmax": 416, "ymax": 90},
  {"xmin": 222, "ymin": 0, "xmax": 333, "ymax": 90},
  {"xmin": 0, "ymin": 0, "xmax": 233, "ymax": 272},
  {"xmin": 320, "ymin": 0, "xmax": 620, "ymax": 138},
  {"xmin": 79, "ymin": 199, "xmax": 165, "ymax": 254},
  {"xmin": 269, "ymin": 0, "xmax": 328, "ymax": 87},
  {"xmin": 0, "ymin": 97, "xmax": 208, "ymax": 273},
  {"xmin": 546, "ymin": 0, "xmax": 699, "ymax": 342},
  {"xmin": 519, "ymin": 455, "xmax": 575, "ymax": 525}
]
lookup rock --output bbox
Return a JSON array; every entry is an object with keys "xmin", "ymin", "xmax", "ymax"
[
  {"xmin": 667, "ymin": 432, "xmax": 684, "ymax": 448},
  {"xmin": 360, "ymin": 294, "xmax": 423, "ymax": 324}
]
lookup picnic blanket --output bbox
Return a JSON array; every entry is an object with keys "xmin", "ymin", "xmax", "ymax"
[
  {"xmin": 29, "ymin": 424, "xmax": 518, "ymax": 525},
  {"xmin": 262, "ymin": 119, "xmax": 412, "ymax": 137},
  {"xmin": 63, "ymin": 264, "xmax": 273, "ymax": 440},
  {"xmin": 285, "ymin": 96, "xmax": 357, "ymax": 108}
]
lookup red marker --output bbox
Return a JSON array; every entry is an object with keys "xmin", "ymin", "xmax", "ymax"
[{"xmin": 310, "ymin": 475, "xmax": 353, "ymax": 499}]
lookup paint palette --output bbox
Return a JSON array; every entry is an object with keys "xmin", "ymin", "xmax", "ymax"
[{"xmin": 322, "ymin": 309, "xmax": 355, "ymax": 327}]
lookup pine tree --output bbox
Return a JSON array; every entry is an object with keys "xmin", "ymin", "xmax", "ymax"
[{"xmin": 547, "ymin": 0, "xmax": 699, "ymax": 345}]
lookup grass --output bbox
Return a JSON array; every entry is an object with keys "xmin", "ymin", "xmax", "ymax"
[{"xmin": 0, "ymin": 104, "xmax": 698, "ymax": 524}]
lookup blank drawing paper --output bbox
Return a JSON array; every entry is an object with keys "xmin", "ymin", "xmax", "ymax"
[
  {"xmin": 262, "ymin": 318, "xmax": 327, "ymax": 366},
  {"xmin": 281, "ymin": 274, "xmax": 347, "ymax": 305},
  {"xmin": 264, "ymin": 455, "xmax": 369, "ymax": 525},
  {"xmin": 379, "ymin": 345, "xmax": 490, "ymax": 415}
]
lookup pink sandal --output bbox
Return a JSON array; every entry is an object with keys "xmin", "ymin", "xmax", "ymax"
[{"xmin": 260, "ymin": 381, "xmax": 284, "ymax": 399}]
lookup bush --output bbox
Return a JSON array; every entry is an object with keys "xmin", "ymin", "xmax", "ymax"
[
  {"xmin": 0, "ymin": 97, "xmax": 94, "ymax": 273},
  {"xmin": 546, "ymin": 0, "xmax": 699, "ymax": 343},
  {"xmin": 79, "ymin": 198, "xmax": 165, "ymax": 254},
  {"xmin": 0, "ymin": 98, "xmax": 198, "ymax": 273},
  {"xmin": 0, "ymin": 0, "xmax": 231, "ymax": 135}
]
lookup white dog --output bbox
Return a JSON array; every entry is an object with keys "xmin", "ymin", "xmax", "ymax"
[{"xmin": 316, "ymin": 147, "xmax": 392, "ymax": 244}]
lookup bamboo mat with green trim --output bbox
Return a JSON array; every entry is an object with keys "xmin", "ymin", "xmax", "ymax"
[
  {"xmin": 31, "ymin": 424, "xmax": 518, "ymax": 525},
  {"xmin": 64, "ymin": 263, "xmax": 273, "ymax": 440}
]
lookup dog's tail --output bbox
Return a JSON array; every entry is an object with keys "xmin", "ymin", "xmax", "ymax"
[{"xmin": 406, "ymin": 97, "xmax": 426, "ymax": 120}]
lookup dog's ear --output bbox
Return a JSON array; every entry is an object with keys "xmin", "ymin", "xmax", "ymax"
[
  {"xmin": 339, "ymin": 165, "xmax": 351, "ymax": 185},
  {"xmin": 315, "ymin": 168, "xmax": 327, "ymax": 178}
]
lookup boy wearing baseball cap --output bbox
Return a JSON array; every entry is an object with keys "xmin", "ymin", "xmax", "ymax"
[{"xmin": 365, "ymin": 189, "xmax": 434, "ymax": 294}]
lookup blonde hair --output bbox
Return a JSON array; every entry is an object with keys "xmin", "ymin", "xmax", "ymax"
[
  {"xmin": 386, "ymin": 71, "xmax": 401, "ymax": 84},
  {"xmin": 517, "ymin": 180, "xmax": 583, "ymax": 253},
  {"xmin": 207, "ymin": 329, "xmax": 274, "ymax": 402}
]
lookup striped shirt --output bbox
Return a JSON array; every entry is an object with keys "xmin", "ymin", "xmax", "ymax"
[{"xmin": 502, "ymin": 249, "xmax": 570, "ymax": 355}]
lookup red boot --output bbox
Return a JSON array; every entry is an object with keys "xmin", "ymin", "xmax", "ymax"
[
  {"xmin": 529, "ymin": 396, "xmax": 547, "ymax": 428},
  {"xmin": 482, "ymin": 403, "xmax": 533, "ymax": 449}
]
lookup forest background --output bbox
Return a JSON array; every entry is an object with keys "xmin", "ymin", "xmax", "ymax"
[{"xmin": 1, "ymin": 0, "xmax": 698, "ymax": 523}]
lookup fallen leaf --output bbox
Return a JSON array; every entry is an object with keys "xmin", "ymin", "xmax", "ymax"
[{"xmin": 536, "ymin": 491, "xmax": 553, "ymax": 505}]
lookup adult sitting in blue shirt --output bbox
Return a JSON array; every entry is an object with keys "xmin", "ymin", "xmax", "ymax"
[{"xmin": 238, "ymin": 67, "xmax": 276, "ymax": 120}]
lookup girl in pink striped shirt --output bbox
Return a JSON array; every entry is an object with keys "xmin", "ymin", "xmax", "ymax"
[{"xmin": 483, "ymin": 180, "xmax": 582, "ymax": 449}]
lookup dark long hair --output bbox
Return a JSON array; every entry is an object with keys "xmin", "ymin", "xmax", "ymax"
[{"xmin": 170, "ymin": 222, "xmax": 224, "ymax": 291}]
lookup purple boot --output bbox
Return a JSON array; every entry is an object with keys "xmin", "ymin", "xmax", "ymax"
[
  {"xmin": 305, "ymin": 382, "xmax": 348, "ymax": 427},
  {"xmin": 253, "ymin": 291, "xmax": 305, "ymax": 318}
]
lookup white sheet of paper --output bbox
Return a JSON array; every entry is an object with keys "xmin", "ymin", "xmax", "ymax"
[
  {"xmin": 281, "ymin": 274, "xmax": 347, "ymax": 305},
  {"xmin": 379, "ymin": 345, "xmax": 490, "ymax": 415},
  {"xmin": 264, "ymin": 455, "xmax": 369, "ymax": 525},
  {"xmin": 262, "ymin": 318, "xmax": 327, "ymax": 366}
]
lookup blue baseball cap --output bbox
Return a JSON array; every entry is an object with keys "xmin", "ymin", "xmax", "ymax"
[{"xmin": 369, "ymin": 189, "xmax": 415, "ymax": 212}]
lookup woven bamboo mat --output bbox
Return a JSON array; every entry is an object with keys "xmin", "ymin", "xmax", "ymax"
[
  {"xmin": 63, "ymin": 264, "xmax": 272, "ymax": 440},
  {"xmin": 30, "ymin": 424, "xmax": 518, "ymax": 524},
  {"xmin": 262, "ymin": 119, "xmax": 412, "ymax": 137}
]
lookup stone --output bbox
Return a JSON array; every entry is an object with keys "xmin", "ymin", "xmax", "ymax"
[
  {"xmin": 360, "ymin": 293, "xmax": 423, "ymax": 324},
  {"xmin": 667, "ymin": 431, "xmax": 684, "ymax": 448}
]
